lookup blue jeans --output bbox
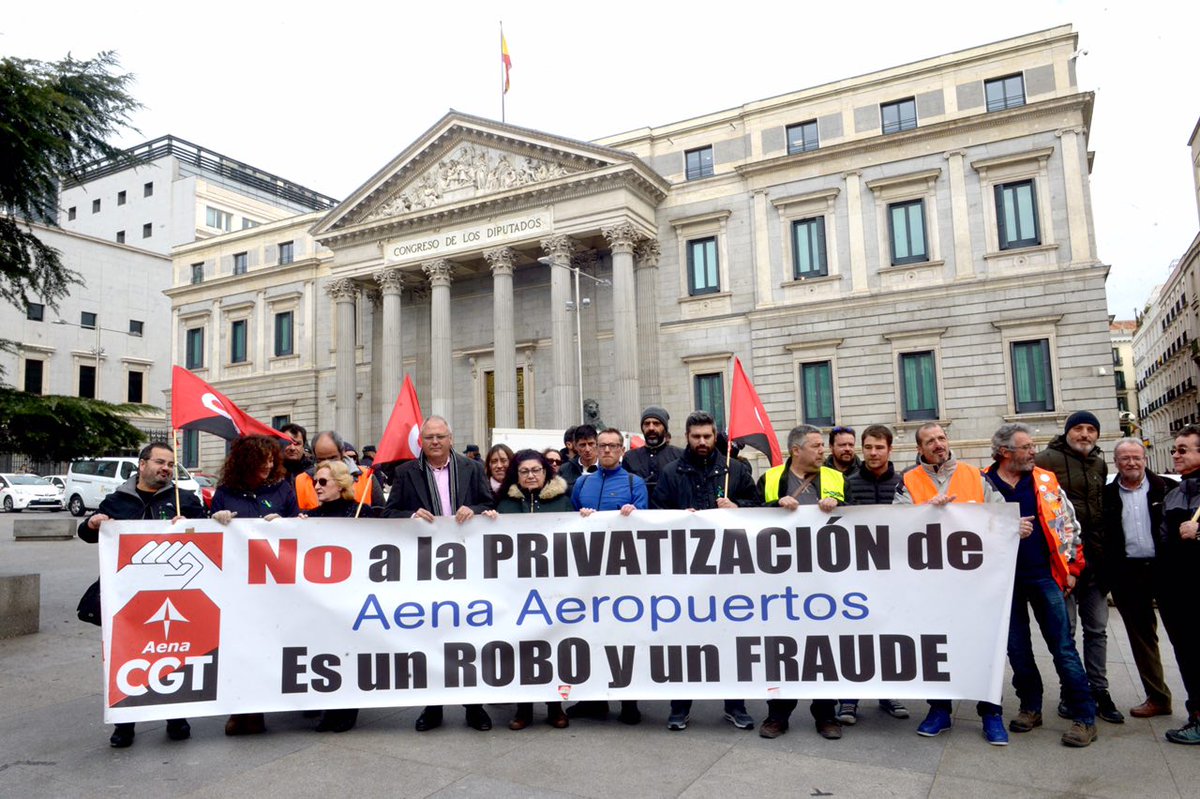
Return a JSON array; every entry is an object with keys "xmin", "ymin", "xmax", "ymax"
[{"xmin": 1008, "ymin": 575, "xmax": 1095, "ymax": 724}]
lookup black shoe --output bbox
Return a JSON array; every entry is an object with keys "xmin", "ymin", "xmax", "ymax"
[
  {"xmin": 316, "ymin": 709, "xmax": 358, "ymax": 733},
  {"xmin": 567, "ymin": 700, "xmax": 609, "ymax": 720},
  {"xmin": 1095, "ymin": 691, "xmax": 1125, "ymax": 724},
  {"xmin": 165, "ymin": 718, "xmax": 191, "ymax": 741},
  {"xmin": 618, "ymin": 700, "xmax": 642, "ymax": 725},
  {"xmin": 1057, "ymin": 701, "xmax": 1070, "ymax": 720},
  {"xmin": 109, "ymin": 723, "xmax": 134, "ymax": 748},
  {"xmin": 465, "ymin": 705, "xmax": 492, "ymax": 731},
  {"xmin": 415, "ymin": 705, "xmax": 443, "ymax": 732}
]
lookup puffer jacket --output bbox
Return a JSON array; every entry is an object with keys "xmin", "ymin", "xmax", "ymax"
[{"xmin": 495, "ymin": 476, "xmax": 574, "ymax": 514}]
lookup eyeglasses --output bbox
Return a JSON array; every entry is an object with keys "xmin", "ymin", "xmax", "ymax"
[
  {"xmin": 1172, "ymin": 447, "xmax": 1200, "ymax": 455},
  {"xmin": 597, "ymin": 443, "xmax": 622, "ymax": 450},
  {"xmin": 545, "ymin": 457, "xmax": 562, "ymax": 465},
  {"xmin": 831, "ymin": 426, "xmax": 855, "ymax": 435},
  {"xmin": 422, "ymin": 434, "xmax": 450, "ymax": 442},
  {"xmin": 518, "ymin": 467, "xmax": 545, "ymax": 477},
  {"xmin": 315, "ymin": 477, "xmax": 331, "ymax": 487},
  {"xmin": 1005, "ymin": 444, "xmax": 1037, "ymax": 453},
  {"xmin": 144, "ymin": 458, "xmax": 175, "ymax": 469}
]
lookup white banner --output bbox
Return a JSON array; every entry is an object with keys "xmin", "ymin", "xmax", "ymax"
[{"xmin": 97, "ymin": 505, "xmax": 1018, "ymax": 722}]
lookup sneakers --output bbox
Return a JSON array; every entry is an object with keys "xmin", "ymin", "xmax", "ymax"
[
  {"xmin": 880, "ymin": 699, "xmax": 910, "ymax": 719},
  {"xmin": 981, "ymin": 714, "xmax": 1009, "ymax": 745},
  {"xmin": 1062, "ymin": 721, "xmax": 1098, "ymax": 747},
  {"xmin": 916, "ymin": 708, "xmax": 952, "ymax": 737},
  {"xmin": 666, "ymin": 710, "xmax": 689, "ymax": 731},
  {"xmin": 723, "ymin": 708, "xmax": 755, "ymax": 730},
  {"xmin": 1165, "ymin": 714, "xmax": 1200, "ymax": 745},
  {"xmin": 1095, "ymin": 691, "xmax": 1125, "ymax": 724},
  {"xmin": 836, "ymin": 701, "xmax": 858, "ymax": 725},
  {"xmin": 759, "ymin": 717, "xmax": 788, "ymax": 739},
  {"xmin": 1008, "ymin": 710, "xmax": 1043, "ymax": 733}
]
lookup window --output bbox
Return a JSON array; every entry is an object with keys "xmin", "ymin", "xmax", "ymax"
[
  {"xmin": 685, "ymin": 146, "xmax": 714, "ymax": 180},
  {"xmin": 116, "ymin": 230, "xmax": 125, "ymax": 244},
  {"xmin": 182, "ymin": 429, "xmax": 199, "ymax": 469},
  {"xmin": 271, "ymin": 415, "xmax": 291, "ymax": 431},
  {"xmin": 693, "ymin": 372, "xmax": 726, "ymax": 431},
  {"xmin": 800, "ymin": 361, "xmax": 835, "ymax": 426},
  {"xmin": 24, "ymin": 359, "xmax": 43, "ymax": 394},
  {"xmin": 186, "ymin": 328, "xmax": 204, "ymax": 369},
  {"xmin": 142, "ymin": 222, "xmax": 152, "ymax": 239},
  {"xmin": 92, "ymin": 198, "xmax": 101, "ymax": 213},
  {"xmin": 67, "ymin": 206, "xmax": 77, "ymax": 221},
  {"xmin": 117, "ymin": 190, "xmax": 126, "ymax": 206},
  {"xmin": 242, "ymin": 218, "xmax": 260, "ymax": 230},
  {"xmin": 78, "ymin": 364, "xmax": 96, "ymax": 399},
  {"xmin": 899, "ymin": 351, "xmax": 938, "ymax": 420},
  {"xmin": 985, "ymin": 74, "xmax": 1025, "ymax": 112},
  {"xmin": 274, "ymin": 311, "xmax": 294, "ymax": 357},
  {"xmin": 26, "ymin": 302, "xmax": 44, "ymax": 322},
  {"xmin": 144, "ymin": 181, "xmax": 154, "ymax": 197},
  {"xmin": 1011, "ymin": 339, "xmax": 1054, "ymax": 413},
  {"xmin": 233, "ymin": 252, "xmax": 248, "ymax": 275},
  {"xmin": 687, "ymin": 237, "xmax": 719, "ymax": 295},
  {"xmin": 81, "ymin": 311, "xmax": 97, "ymax": 329},
  {"xmin": 278, "ymin": 241, "xmax": 294, "ymax": 265},
  {"xmin": 190, "ymin": 263, "xmax": 204, "ymax": 285},
  {"xmin": 786, "ymin": 120, "xmax": 819, "ymax": 154},
  {"xmin": 791, "ymin": 217, "xmax": 828, "ymax": 278},
  {"xmin": 230, "ymin": 319, "xmax": 248, "ymax": 364},
  {"xmin": 1115, "ymin": 371, "xmax": 1127, "ymax": 391},
  {"xmin": 129, "ymin": 319, "xmax": 144, "ymax": 337},
  {"xmin": 1117, "ymin": 396, "xmax": 1129, "ymax": 413},
  {"xmin": 995, "ymin": 180, "xmax": 1039, "ymax": 250},
  {"xmin": 1111, "ymin": 347, "xmax": 1121, "ymax": 366},
  {"xmin": 881, "ymin": 98, "xmax": 917, "ymax": 134},
  {"xmin": 206, "ymin": 206, "xmax": 232, "ymax": 231},
  {"xmin": 127, "ymin": 370, "xmax": 143, "ymax": 404},
  {"xmin": 888, "ymin": 200, "xmax": 928, "ymax": 265}
]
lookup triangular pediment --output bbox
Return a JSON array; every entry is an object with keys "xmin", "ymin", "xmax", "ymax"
[{"xmin": 313, "ymin": 112, "xmax": 656, "ymax": 239}]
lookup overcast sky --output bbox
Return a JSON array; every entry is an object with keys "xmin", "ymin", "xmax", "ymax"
[{"xmin": 5, "ymin": 1, "xmax": 1197, "ymax": 318}]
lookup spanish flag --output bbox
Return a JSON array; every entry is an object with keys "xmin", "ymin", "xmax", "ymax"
[{"xmin": 501, "ymin": 33, "xmax": 512, "ymax": 94}]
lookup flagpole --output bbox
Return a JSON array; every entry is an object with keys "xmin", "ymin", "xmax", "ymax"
[
  {"xmin": 723, "ymin": 434, "xmax": 732, "ymax": 500},
  {"xmin": 354, "ymin": 467, "xmax": 373, "ymax": 518},
  {"xmin": 500, "ymin": 22, "xmax": 506, "ymax": 123},
  {"xmin": 172, "ymin": 428, "xmax": 182, "ymax": 516}
]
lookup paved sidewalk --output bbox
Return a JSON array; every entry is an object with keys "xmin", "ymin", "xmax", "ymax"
[{"xmin": 1, "ymin": 518, "xmax": 1196, "ymax": 798}]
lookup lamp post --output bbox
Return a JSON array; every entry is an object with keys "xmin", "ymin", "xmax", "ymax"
[
  {"xmin": 53, "ymin": 317, "xmax": 130, "ymax": 401},
  {"xmin": 537, "ymin": 256, "xmax": 611, "ymax": 419}
]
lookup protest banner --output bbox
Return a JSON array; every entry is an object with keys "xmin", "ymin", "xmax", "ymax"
[{"xmin": 97, "ymin": 504, "xmax": 1019, "ymax": 722}]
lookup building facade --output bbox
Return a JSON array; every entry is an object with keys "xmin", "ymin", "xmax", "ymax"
[
  {"xmin": 1110, "ymin": 319, "xmax": 1137, "ymax": 434},
  {"xmin": 170, "ymin": 25, "xmax": 1119, "ymax": 469}
]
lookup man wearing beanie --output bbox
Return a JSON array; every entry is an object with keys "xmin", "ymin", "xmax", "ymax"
[
  {"xmin": 622, "ymin": 405, "xmax": 683, "ymax": 505},
  {"xmin": 1035, "ymin": 410, "xmax": 1122, "ymax": 724}
]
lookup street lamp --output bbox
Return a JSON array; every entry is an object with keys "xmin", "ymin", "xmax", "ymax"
[
  {"xmin": 53, "ymin": 317, "xmax": 131, "ymax": 401},
  {"xmin": 536, "ymin": 256, "xmax": 612, "ymax": 419}
]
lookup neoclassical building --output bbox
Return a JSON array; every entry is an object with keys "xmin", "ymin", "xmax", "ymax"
[{"xmin": 169, "ymin": 24, "xmax": 1118, "ymax": 470}]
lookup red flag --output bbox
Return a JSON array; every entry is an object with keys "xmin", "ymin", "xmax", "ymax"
[
  {"xmin": 728, "ymin": 357, "xmax": 782, "ymax": 466},
  {"xmin": 374, "ymin": 374, "xmax": 424, "ymax": 466},
  {"xmin": 629, "ymin": 434, "xmax": 646, "ymax": 450},
  {"xmin": 170, "ymin": 366, "xmax": 288, "ymax": 441},
  {"xmin": 501, "ymin": 33, "xmax": 512, "ymax": 94}
]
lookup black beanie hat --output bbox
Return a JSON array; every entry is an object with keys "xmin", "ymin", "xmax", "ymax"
[
  {"xmin": 1064, "ymin": 411, "xmax": 1100, "ymax": 436},
  {"xmin": 641, "ymin": 406, "xmax": 670, "ymax": 434}
]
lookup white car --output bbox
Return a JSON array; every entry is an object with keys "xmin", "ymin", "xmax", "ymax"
[
  {"xmin": 0, "ymin": 473, "xmax": 65, "ymax": 513},
  {"xmin": 63, "ymin": 457, "xmax": 200, "ymax": 517}
]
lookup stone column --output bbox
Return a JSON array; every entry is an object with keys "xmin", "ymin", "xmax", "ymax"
[
  {"xmin": 634, "ymin": 238, "xmax": 662, "ymax": 407},
  {"xmin": 603, "ymin": 222, "xmax": 642, "ymax": 431},
  {"xmin": 422, "ymin": 259, "xmax": 454, "ymax": 419},
  {"xmin": 541, "ymin": 235, "xmax": 577, "ymax": 428},
  {"xmin": 843, "ymin": 170, "xmax": 869, "ymax": 295},
  {"xmin": 374, "ymin": 268, "xmax": 405, "ymax": 425},
  {"xmin": 1056, "ymin": 126, "xmax": 1093, "ymax": 265},
  {"xmin": 944, "ymin": 150, "xmax": 974, "ymax": 280},
  {"xmin": 485, "ymin": 247, "xmax": 518, "ymax": 429},
  {"xmin": 325, "ymin": 278, "xmax": 359, "ymax": 443}
]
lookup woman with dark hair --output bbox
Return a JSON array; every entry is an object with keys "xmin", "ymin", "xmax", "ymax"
[
  {"xmin": 484, "ymin": 449, "xmax": 571, "ymax": 729},
  {"xmin": 541, "ymin": 448, "xmax": 563, "ymax": 475},
  {"xmin": 211, "ymin": 435, "xmax": 299, "ymax": 735},
  {"xmin": 485, "ymin": 443, "xmax": 514, "ymax": 495}
]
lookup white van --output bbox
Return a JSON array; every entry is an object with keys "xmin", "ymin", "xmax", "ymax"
[{"xmin": 64, "ymin": 457, "xmax": 200, "ymax": 516}]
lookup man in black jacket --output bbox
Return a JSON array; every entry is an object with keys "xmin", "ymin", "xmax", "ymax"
[
  {"xmin": 622, "ymin": 406, "xmax": 682, "ymax": 502},
  {"xmin": 77, "ymin": 442, "xmax": 206, "ymax": 748},
  {"xmin": 382, "ymin": 416, "xmax": 495, "ymax": 732},
  {"xmin": 653, "ymin": 411, "xmax": 758, "ymax": 733},
  {"xmin": 1103, "ymin": 437, "xmax": 1177, "ymax": 721}
]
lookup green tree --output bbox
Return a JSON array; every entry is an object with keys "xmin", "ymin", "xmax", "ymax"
[
  {"xmin": 0, "ymin": 388, "xmax": 151, "ymax": 461},
  {"xmin": 0, "ymin": 51, "xmax": 140, "ymax": 310}
]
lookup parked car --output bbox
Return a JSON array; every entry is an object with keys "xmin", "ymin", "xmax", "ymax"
[
  {"xmin": 63, "ymin": 458, "xmax": 200, "ymax": 517},
  {"xmin": 45, "ymin": 475, "xmax": 68, "ymax": 494},
  {"xmin": 0, "ymin": 473, "xmax": 64, "ymax": 512}
]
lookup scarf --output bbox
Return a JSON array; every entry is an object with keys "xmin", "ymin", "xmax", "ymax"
[{"xmin": 419, "ymin": 451, "xmax": 458, "ymax": 516}]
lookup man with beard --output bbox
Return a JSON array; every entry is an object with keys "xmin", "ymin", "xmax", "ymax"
[
  {"xmin": 622, "ymin": 406, "xmax": 682, "ymax": 502},
  {"xmin": 280, "ymin": 423, "xmax": 313, "ymax": 490},
  {"xmin": 78, "ymin": 443, "xmax": 206, "ymax": 748},
  {"xmin": 824, "ymin": 425, "xmax": 861, "ymax": 476},
  {"xmin": 653, "ymin": 411, "xmax": 758, "ymax": 733},
  {"xmin": 986, "ymin": 423, "xmax": 1097, "ymax": 748},
  {"xmin": 1035, "ymin": 411, "xmax": 1122, "ymax": 724},
  {"xmin": 295, "ymin": 431, "xmax": 385, "ymax": 513}
]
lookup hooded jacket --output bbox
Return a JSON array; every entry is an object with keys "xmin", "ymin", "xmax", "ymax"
[
  {"xmin": 622, "ymin": 442, "xmax": 683, "ymax": 500},
  {"xmin": 495, "ymin": 476, "xmax": 574, "ymax": 514},
  {"xmin": 78, "ymin": 475, "xmax": 206, "ymax": 543},
  {"xmin": 653, "ymin": 448, "xmax": 760, "ymax": 511},
  {"xmin": 1035, "ymin": 435, "xmax": 1107, "ymax": 557}
]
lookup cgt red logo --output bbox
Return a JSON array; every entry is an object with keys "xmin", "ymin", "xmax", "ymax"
[
  {"xmin": 109, "ymin": 589, "xmax": 221, "ymax": 707},
  {"xmin": 117, "ymin": 531, "xmax": 223, "ymax": 588}
]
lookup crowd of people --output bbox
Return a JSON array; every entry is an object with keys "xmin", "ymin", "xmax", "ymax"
[{"xmin": 78, "ymin": 406, "xmax": 1199, "ymax": 752}]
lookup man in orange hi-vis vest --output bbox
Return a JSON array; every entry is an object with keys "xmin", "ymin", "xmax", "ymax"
[{"xmin": 895, "ymin": 422, "xmax": 1027, "ymax": 746}]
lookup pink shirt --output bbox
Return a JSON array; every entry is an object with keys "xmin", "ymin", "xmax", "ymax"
[{"xmin": 431, "ymin": 462, "xmax": 452, "ymax": 515}]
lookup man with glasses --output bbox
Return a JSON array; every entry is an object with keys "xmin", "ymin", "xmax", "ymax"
[
  {"xmin": 825, "ymin": 425, "xmax": 861, "ymax": 476},
  {"xmin": 78, "ymin": 442, "xmax": 206, "ymax": 748},
  {"xmin": 1154, "ymin": 427, "xmax": 1200, "ymax": 744},
  {"xmin": 1035, "ymin": 411, "xmax": 1121, "ymax": 724},
  {"xmin": 1101, "ymin": 438, "xmax": 1177, "ymax": 722},
  {"xmin": 383, "ymin": 415, "xmax": 495, "ymax": 732},
  {"xmin": 985, "ymin": 423, "xmax": 1097, "ymax": 748}
]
